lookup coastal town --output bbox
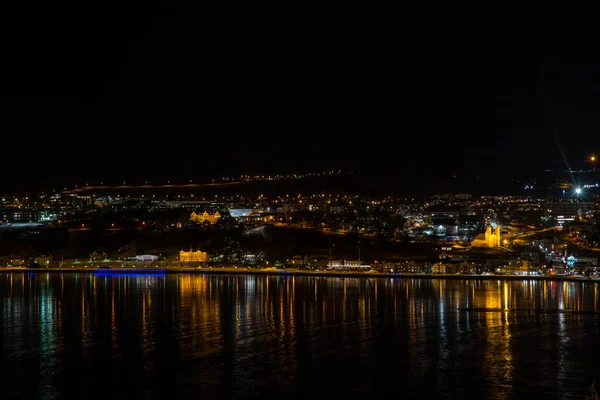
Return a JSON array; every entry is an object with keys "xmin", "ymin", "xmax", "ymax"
[{"xmin": 1, "ymin": 171, "xmax": 599, "ymax": 279}]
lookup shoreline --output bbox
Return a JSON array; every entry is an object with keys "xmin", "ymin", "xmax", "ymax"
[{"xmin": 2, "ymin": 267, "xmax": 598, "ymax": 282}]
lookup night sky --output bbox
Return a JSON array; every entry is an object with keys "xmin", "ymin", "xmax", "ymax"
[{"xmin": 2, "ymin": 8, "xmax": 599, "ymax": 192}]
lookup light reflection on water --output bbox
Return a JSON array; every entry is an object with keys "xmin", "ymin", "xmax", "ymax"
[{"xmin": 1, "ymin": 274, "xmax": 600, "ymax": 399}]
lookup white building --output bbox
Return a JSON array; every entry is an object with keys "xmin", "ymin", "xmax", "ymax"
[
  {"xmin": 328, "ymin": 259, "xmax": 370, "ymax": 270},
  {"xmin": 130, "ymin": 254, "xmax": 159, "ymax": 261}
]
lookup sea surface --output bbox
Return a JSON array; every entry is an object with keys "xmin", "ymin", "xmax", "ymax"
[{"xmin": 2, "ymin": 273, "xmax": 600, "ymax": 399}]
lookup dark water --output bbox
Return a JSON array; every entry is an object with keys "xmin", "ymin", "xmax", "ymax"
[{"xmin": 2, "ymin": 274, "xmax": 600, "ymax": 399}]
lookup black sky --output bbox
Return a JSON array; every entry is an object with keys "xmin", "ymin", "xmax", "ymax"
[{"xmin": 1, "ymin": 8, "xmax": 599, "ymax": 192}]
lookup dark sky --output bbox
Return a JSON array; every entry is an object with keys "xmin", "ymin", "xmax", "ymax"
[{"xmin": 1, "ymin": 8, "xmax": 599, "ymax": 192}]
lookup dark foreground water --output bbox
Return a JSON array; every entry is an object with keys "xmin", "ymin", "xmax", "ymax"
[{"xmin": 2, "ymin": 274, "xmax": 600, "ymax": 399}]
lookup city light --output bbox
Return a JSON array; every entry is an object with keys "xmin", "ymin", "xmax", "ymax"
[{"xmin": 575, "ymin": 187, "xmax": 582, "ymax": 195}]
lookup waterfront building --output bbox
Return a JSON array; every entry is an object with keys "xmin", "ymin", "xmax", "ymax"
[
  {"xmin": 287, "ymin": 255, "xmax": 307, "ymax": 266},
  {"xmin": 432, "ymin": 260, "xmax": 474, "ymax": 274},
  {"xmin": 327, "ymin": 259, "xmax": 370, "ymax": 270},
  {"xmin": 180, "ymin": 249, "xmax": 208, "ymax": 262},
  {"xmin": 34, "ymin": 254, "xmax": 53, "ymax": 266}
]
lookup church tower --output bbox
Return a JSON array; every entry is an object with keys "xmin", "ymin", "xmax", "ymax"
[
  {"xmin": 494, "ymin": 225, "xmax": 501, "ymax": 247},
  {"xmin": 485, "ymin": 226, "xmax": 492, "ymax": 247},
  {"xmin": 483, "ymin": 225, "xmax": 501, "ymax": 248}
]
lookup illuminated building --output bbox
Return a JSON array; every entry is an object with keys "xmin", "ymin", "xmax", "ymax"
[
  {"xmin": 228, "ymin": 208, "xmax": 274, "ymax": 223},
  {"xmin": 229, "ymin": 208, "xmax": 256, "ymax": 218},
  {"xmin": 287, "ymin": 255, "xmax": 307, "ymax": 266},
  {"xmin": 0, "ymin": 209, "xmax": 40, "ymax": 223},
  {"xmin": 129, "ymin": 254, "xmax": 159, "ymax": 261},
  {"xmin": 165, "ymin": 200, "xmax": 213, "ymax": 209},
  {"xmin": 34, "ymin": 254, "xmax": 53, "ymax": 266},
  {"xmin": 179, "ymin": 249, "xmax": 208, "ymax": 262},
  {"xmin": 432, "ymin": 260, "xmax": 474, "ymax": 274},
  {"xmin": 327, "ymin": 259, "xmax": 370, "ymax": 270},
  {"xmin": 471, "ymin": 225, "xmax": 501, "ymax": 248},
  {"xmin": 190, "ymin": 210, "xmax": 221, "ymax": 224},
  {"xmin": 89, "ymin": 251, "xmax": 107, "ymax": 260},
  {"xmin": 9, "ymin": 258, "xmax": 26, "ymax": 266},
  {"xmin": 547, "ymin": 201, "xmax": 594, "ymax": 225}
]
